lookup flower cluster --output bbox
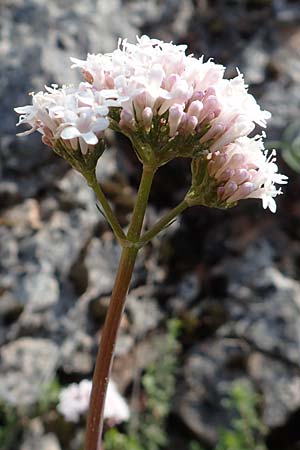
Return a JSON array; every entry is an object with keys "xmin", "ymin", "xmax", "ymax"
[
  {"xmin": 189, "ymin": 134, "xmax": 288, "ymax": 212},
  {"xmin": 15, "ymin": 35, "xmax": 287, "ymax": 211},
  {"xmin": 71, "ymin": 36, "xmax": 270, "ymax": 160},
  {"xmin": 15, "ymin": 84, "xmax": 112, "ymax": 155},
  {"xmin": 57, "ymin": 379, "xmax": 130, "ymax": 424}
]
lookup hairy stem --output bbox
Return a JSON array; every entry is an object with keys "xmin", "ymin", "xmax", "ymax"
[{"xmin": 85, "ymin": 165, "xmax": 156, "ymax": 450}]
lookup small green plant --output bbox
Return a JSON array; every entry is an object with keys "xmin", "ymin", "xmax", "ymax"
[
  {"xmin": 104, "ymin": 428, "xmax": 142, "ymax": 450},
  {"xmin": 189, "ymin": 382, "xmax": 267, "ymax": 450},
  {"xmin": 0, "ymin": 402, "xmax": 20, "ymax": 450},
  {"xmin": 0, "ymin": 377, "xmax": 61, "ymax": 450},
  {"xmin": 103, "ymin": 319, "xmax": 181, "ymax": 450},
  {"xmin": 104, "ymin": 333, "xmax": 267, "ymax": 450},
  {"xmin": 188, "ymin": 441, "xmax": 204, "ymax": 450},
  {"xmin": 216, "ymin": 381, "xmax": 267, "ymax": 450},
  {"xmin": 35, "ymin": 377, "xmax": 61, "ymax": 416}
]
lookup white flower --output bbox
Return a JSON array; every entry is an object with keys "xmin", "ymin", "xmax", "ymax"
[
  {"xmin": 14, "ymin": 84, "xmax": 110, "ymax": 154},
  {"xmin": 57, "ymin": 379, "xmax": 130, "ymax": 424},
  {"xmin": 57, "ymin": 379, "xmax": 92, "ymax": 422},
  {"xmin": 105, "ymin": 380, "xmax": 130, "ymax": 423}
]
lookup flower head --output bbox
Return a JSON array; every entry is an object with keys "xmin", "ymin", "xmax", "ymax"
[
  {"xmin": 70, "ymin": 36, "xmax": 271, "ymax": 165},
  {"xmin": 188, "ymin": 135, "xmax": 288, "ymax": 212},
  {"xmin": 57, "ymin": 379, "xmax": 130, "ymax": 424},
  {"xmin": 15, "ymin": 84, "xmax": 110, "ymax": 156},
  {"xmin": 15, "ymin": 35, "xmax": 286, "ymax": 211}
]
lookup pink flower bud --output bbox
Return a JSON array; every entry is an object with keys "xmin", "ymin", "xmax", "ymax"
[
  {"xmin": 217, "ymin": 168, "xmax": 234, "ymax": 182},
  {"xmin": 120, "ymin": 109, "xmax": 135, "ymax": 131},
  {"xmin": 223, "ymin": 180, "xmax": 238, "ymax": 199},
  {"xmin": 142, "ymin": 107, "xmax": 153, "ymax": 132},
  {"xmin": 203, "ymin": 87, "xmax": 216, "ymax": 98},
  {"xmin": 168, "ymin": 104, "xmax": 184, "ymax": 136},
  {"xmin": 230, "ymin": 168, "xmax": 249, "ymax": 185},
  {"xmin": 200, "ymin": 122, "xmax": 225, "ymax": 143},
  {"xmin": 133, "ymin": 92, "xmax": 147, "ymax": 120},
  {"xmin": 191, "ymin": 91, "xmax": 205, "ymax": 102},
  {"xmin": 164, "ymin": 74, "xmax": 180, "ymax": 91},
  {"xmin": 198, "ymin": 95, "xmax": 219, "ymax": 123},
  {"xmin": 187, "ymin": 100, "xmax": 203, "ymax": 118},
  {"xmin": 185, "ymin": 116, "xmax": 198, "ymax": 133},
  {"xmin": 227, "ymin": 182, "xmax": 255, "ymax": 202}
]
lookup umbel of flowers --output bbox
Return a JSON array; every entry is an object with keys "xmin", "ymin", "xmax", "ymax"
[
  {"xmin": 16, "ymin": 35, "xmax": 286, "ymax": 211},
  {"xmin": 15, "ymin": 35, "xmax": 287, "ymax": 450}
]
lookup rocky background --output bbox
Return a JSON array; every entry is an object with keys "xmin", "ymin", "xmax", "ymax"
[{"xmin": 1, "ymin": 0, "xmax": 300, "ymax": 449}]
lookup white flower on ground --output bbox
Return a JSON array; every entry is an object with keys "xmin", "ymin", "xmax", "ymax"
[{"xmin": 57, "ymin": 379, "xmax": 130, "ymax": 424}]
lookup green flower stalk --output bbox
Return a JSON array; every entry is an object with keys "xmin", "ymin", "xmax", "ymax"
[{"xmin": 15, "ymin": 35, "xmax": 287, "ymax": 450}]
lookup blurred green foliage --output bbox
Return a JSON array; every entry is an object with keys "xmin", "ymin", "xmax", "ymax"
[
  {"xmin": 0, "ymin": 402, "xmax": 20, "ymax": 450},
  {"xmin": 35, "ymin": 377, "xmax": 61, "ymax": 415},
  {"xmin": 189, "ymin": 381, "xmax": 267, "ymax": 450},
  {"xmin": 0, "ymin": 377, "xmax": 61, "ymax": 450},
  {"xmin": 216, "ymin": 382, "xmax": 267, "ymax": 450},
  {"xmin": 104, "ymin": 319, "xmax": 181, "ymax": 450},
  {"xmin": 105, "ymin": 362, "xmax": 268, "ymax": 450}
]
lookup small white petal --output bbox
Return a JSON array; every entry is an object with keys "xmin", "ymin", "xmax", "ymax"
[
  {"xmin": 81, "ymin": 131, "xmax": 98, "ymax": 145},
  {"xmin": 61, "ymin": 126, "xmax": 81, "ymax": 140}
]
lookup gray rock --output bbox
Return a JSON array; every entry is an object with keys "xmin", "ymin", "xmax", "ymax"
[
  {"xmin": 21, "ymin": 433, "xmax": 61, "ymax": 450},
  {"xmin": 20, "ymin": 418, "xmax": 61, "ymax": 450},
  {"xmin": 175, "ymin": 338, "xmax": 250, "ymax": 446},
  {"xmin": 83, "ymin": 237, "xmax": 122, "ymax": 299},
  {"xmin": 0, "ymin": 180, "xmax": 20, "ymax": 208},
  {"xmin": 218, "ymin": 243, "xmax": 300, "ymax": 366},
  {"xmin": 0, "ymin": 227, "xmax": 18, "ymax": 272},
  {"xmin": 241, "ymin": 38, "xmax": 269, "ymax": 85},
  {"xmin": 126, "ymin": 287, "xmax": 164, "ymax": 338},
  {"xmin": 176, "ymin": 237, "xmax": 300, "ymax": 442},
  {"xmin": 15, "ymin": 269, "xmax": 60, "ymax": 312},
  {"xmin": 115, "ymin": 333, "xmax": 135, "ymax": 356},
  {"xmin": 0, "ymin": 290, "xmax": 24, "ymax": 324},
  {"xmin": 1, "ymin": 198, "xmax": 42, "ymax": 238},
  {"xmin": 0, "ymin": 338, "xmax": 59, "ymax": 406},
  {"xmin": 167, "ymin": 271, "xmax": 200, "ymax": 314},
  {"xmin": 60, "ymin": 326, "xmax": 94, "ymax": 376},
  {"xmin": 18, "ymin": 184, "xmax": 99, "ymax": 283},
  {"xmin": 249, "ymin": 352, "xmax": 300, "ymax": 428}
]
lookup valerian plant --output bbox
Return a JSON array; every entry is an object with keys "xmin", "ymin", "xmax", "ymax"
[{"xmin": 15, "ymin": 35, "xmax": 287, "ymax": 450}]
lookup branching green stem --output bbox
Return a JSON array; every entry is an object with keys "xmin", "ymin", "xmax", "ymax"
[
  {"xmin": 87, "ymin": 171, "xmax": 126, "ymax": 242},
  {"xmin": 85, "ymin": 164, "xmax": 157, "ymax": 450},
  {"xmin": 127, "ymin": 165, "xmax": 157, "ymax": 242},
  {"xmin": 140, "ymin": 199, "xmax": 189, "ymax": 245}
]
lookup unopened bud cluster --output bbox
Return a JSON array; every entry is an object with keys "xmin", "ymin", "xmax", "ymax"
[{"xmin": 15, "ymin": 35, "xmax": 287, "ymax": 211}]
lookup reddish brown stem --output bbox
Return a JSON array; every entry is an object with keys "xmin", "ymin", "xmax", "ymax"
[
  {"xmin": 85, "ymin": 246, "xmax": 138, "ymax": 450},
  {"xmin": 85, "ymin": 166, "xmax": 156, "ymax": 450}
]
